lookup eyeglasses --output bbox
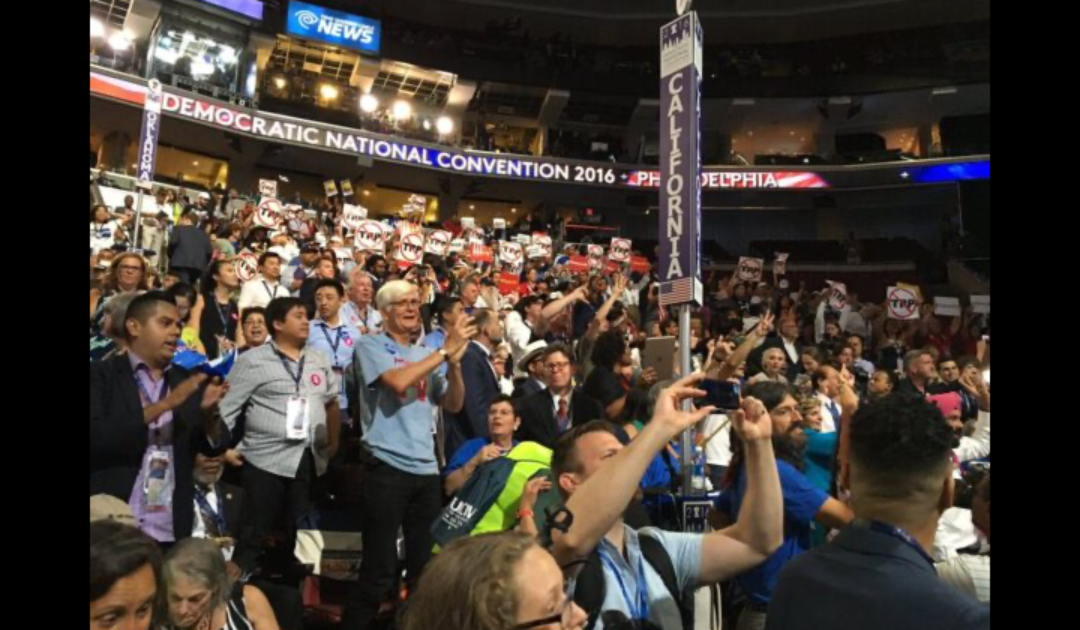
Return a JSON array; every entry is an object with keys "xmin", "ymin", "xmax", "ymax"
[
  {"xmin": 512, "ymin": 582, "xmax": 578, "ymax": 630},
  {"xmin": 118, "ymin": 265, "xmax": 143, "ymax": 273},
  {"xmin": 391, "ymin": 299, "xmax": 422, "ymax": 310}
]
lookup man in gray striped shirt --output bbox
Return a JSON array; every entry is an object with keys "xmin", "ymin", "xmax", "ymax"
[{"xmin": 218, "ymin": 296, "xmax": 342, "ymax": 573}]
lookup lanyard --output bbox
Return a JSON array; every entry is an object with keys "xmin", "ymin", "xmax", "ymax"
[
  {"xmin": 214, "ymin": 300, "xmax": 233, "ymax": 331},
  {"xmin": 599, "ymin": 548, "xmax": 651, "ymax": 621},
  {"xmin": 864, "ymin": 520, "xmax": 937, "ymax": 568},
  {"xmin": 134, "ymin": 370, "xmax": 169, "ymax": 407},
  {"xmin": 194, "ymin": 486, "xmax": 228, "ymax": 535},
  {"xmin": 320, "ymin": 323, "xmax": 344, "ymax": 359},
  {"xmin": 262, "ymin": 281, "xmax": 277, "ymax": 301},
  {"xmin": 356, "ymin": 305, "xmax": 371, "ymax": 331},
  {"xmin": 134, "ymin": 366, "xmax": 170, "ymax": 445},
  {"xmin": 276, "ymin": 351, "xmax": 306, "ymax": 396}
]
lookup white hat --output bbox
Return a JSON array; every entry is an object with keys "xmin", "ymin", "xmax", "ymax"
[
  {"xmin": 90, "ymin": 495, "xmax": 136, "ymax": 526},
  {"xmin": 269, "ymin": 246, "xmax": 291, "ymax": 260},
  {"xmin": 517, "ymin": 340, "xmax": 549, "ymax": 374}
]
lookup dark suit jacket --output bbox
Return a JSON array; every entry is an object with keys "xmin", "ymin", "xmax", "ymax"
[
  {"xmin": 512, "ymin": 377, "xmax": 546, "ymax": 400},
  {"xmin": 515, "ymin": 388, "xmax": 604, "ymax": 449},
  {"xmin": 89, "ymin": 354, "xmax": 219, "ymax": 538},
  {"xmin": 168, "ymin": 225, "xmax": 214, "ymax": 271},
  {"xmin": 444, "ymin": 342, "xmax": 500, "ymax": 457},
  {"xmin": 175, "ymin": 481, "xmax": 259, "ymax": 572},
  {"xmin": 768, "ymin": 525, "xmax": 991, "ymax": 630}
]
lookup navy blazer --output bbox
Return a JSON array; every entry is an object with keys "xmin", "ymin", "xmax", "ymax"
[
  {"xmin": 89, "ymin": 354, "xmax": 221, "ymax": 538},
  {"xmin": 768, "ymin": 525, "xmax": 990, "ymax": 630},
  {"xmin": 515, "ymin": 388, "xmax": 604, "ymax": 450},
  {"xmin": 444, "ymin": 342, "xmax": 500, "ymax": 458}
]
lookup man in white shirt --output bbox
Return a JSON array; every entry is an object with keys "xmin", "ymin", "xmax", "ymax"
[
  {"xmin": 268, "ymin": 232, "xmax": 300, "ymax": 271},
  {"xmin": 813, "ymin": 366, "xmax": 843, "ymax": 434},
  {"xmin": 930, "ymin": 384, "xmax": 991, "ymax": 466},
  {"xmin": 186, "ymin": 453, "xmax": 255, "ymax": 577},
  {"xmin": 702, "ymin": 412, "xmax": 733, "ymax": 491},
  {"xmin": 936, "ymin": 471, "xmax": 990, "ymax": 603},
  {"xmin": 340, "ymin": 269, "xmax": 383, "ymax": 335},
  {"xmin": 505, "ymin": 296, "xmax": 545, "ymax": 376},
  {"xmin": 238, "ymin": 252, "xmax": 291, "ymax": 314},
  {"xmin": 846, "ymin": 334, "xmax": 877, "ymax": 375}
]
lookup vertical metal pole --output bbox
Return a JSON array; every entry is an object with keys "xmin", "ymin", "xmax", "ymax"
[
  {"xmin": 680, "ymin": 304, "xmax": 695, "ymax": 494},
  {"xmin": 133, "ymin": 189, "xmax": 146, "ymax": 252}
]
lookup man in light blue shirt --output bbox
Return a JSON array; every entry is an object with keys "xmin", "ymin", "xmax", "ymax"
[
  {"xmin": 307, "ymin": 278, "xmax": 362, "ymax": 414},
  {"xmin": 550, "ymin": 377, "xmax": 786, "ymax": 630},
  {"xmin": 340, "ymin": 281, "xmax": 476, "ymax": 630}
]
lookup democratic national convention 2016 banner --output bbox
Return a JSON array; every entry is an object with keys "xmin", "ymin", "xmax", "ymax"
[{"xmin": 91, "ymin": 68, "xmax": 988, "ymax": 192}]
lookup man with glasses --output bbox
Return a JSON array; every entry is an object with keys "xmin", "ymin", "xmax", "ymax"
[
  {"xmin": 516, "ymin": 344, "xmax": 604, "ymax": 449},
  {"xmin": 340, "ymin": 280, "xmax": 477, "ymax": 630}
]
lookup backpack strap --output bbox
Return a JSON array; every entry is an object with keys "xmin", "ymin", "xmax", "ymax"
[
  {"xmin": 640, "ymin": 533, "xmax": 695, "ymax": 630},
  {"xmin": 571, "ymin": 552, "xmax": 606, "ymax": 630},
  {"xmin": 572, "ymin": 532, "xmax": 695, "ymax": 630}
]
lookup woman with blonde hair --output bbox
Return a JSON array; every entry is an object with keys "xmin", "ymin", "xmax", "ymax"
[
  {"xmin": 401, "ymin": 532, "xmax": 588, "ymax": 630},
  {"xmin": 91, "ymin": 252, "xmax": 152, "ymax": 336}
]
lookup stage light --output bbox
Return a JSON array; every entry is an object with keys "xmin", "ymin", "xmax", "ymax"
[
  {"xmin": 108, "ymin": 32, "xmax": 133, "ymax": 51},
  {"xmin": 320, "ymin": 84, "xmax": 340, "ymax": 101},
  {"xmin": 360, "ymin": 93, "xmax": 379, "ymax": 114},
  {"xmin": 392, "ymin": 100, "xmax": 413, "ymax": 120}
]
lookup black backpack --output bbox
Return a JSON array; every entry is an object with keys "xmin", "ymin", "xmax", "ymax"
[{"xmin": 572, "ymin": 533, "xmax": 694, "ymax": 630}]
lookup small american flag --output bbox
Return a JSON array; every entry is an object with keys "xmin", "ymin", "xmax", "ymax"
[{"xmin": 659, "ymin": 278, "xmax": 696, "ymax": 307}]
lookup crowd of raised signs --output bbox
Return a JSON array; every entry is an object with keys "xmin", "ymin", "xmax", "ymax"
[{"xmin": 90, "ymin": 177, "xmax": 990, "ymax": 630}]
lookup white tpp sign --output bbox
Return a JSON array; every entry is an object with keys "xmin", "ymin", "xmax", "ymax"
[
  {"xmin": 355, "ymin": 221, "xmax": 388, "ymax": 254},
  {"xmin": 500, "ymin": 241, "xmax": 524, "ymax": 270},
  {"xmin": 426, "ymin": 230, "xmax": 453, "ymax": 257},
  {"xmin": 234, "ymin": 250, "xmax": 259, "ymax": 283},
  {"xmin": 397, "ymin": 232, "xmax": 426, "ymax": 267},
  {"xmin": 258, "ymin": 179, "xmax": 278, "ymax": 199},
  {"xmin": 827, "ymin": 281, "xmax": 849, "ymax": 311},
  {"xmin": 774, "ymin": 253, "xmax": 790, "ymax": 276},
  {"xmin": 610, "ymin": 238, "xmax": 633, "ymax": 263},
  {"xmin": 887, "ymin": 286, "xmax": 921, "ymax": 321},
  {"xmin": 533, "ymin": 235, "xmax": 553, "ymax": 259},
  {"xmin": 737, "ymin": 257, "xmax": 765, "ymax": 283},
  {"xmin": 342, "ymin": 205, "xmax": 368, "ymax": 231},
  {"xmin": 255, "ymin": 197, "xmax": 284, "ymax": 228}
]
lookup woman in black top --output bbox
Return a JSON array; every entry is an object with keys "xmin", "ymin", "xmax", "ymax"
[{"xmin": 199, "ymin": 260, "xmax": 240, "ymax": 359}]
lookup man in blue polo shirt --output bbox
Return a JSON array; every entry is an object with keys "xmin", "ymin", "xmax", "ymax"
[{"xmin": 340, "ymin": 280, "xmax": 476, "ymax": 630}]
